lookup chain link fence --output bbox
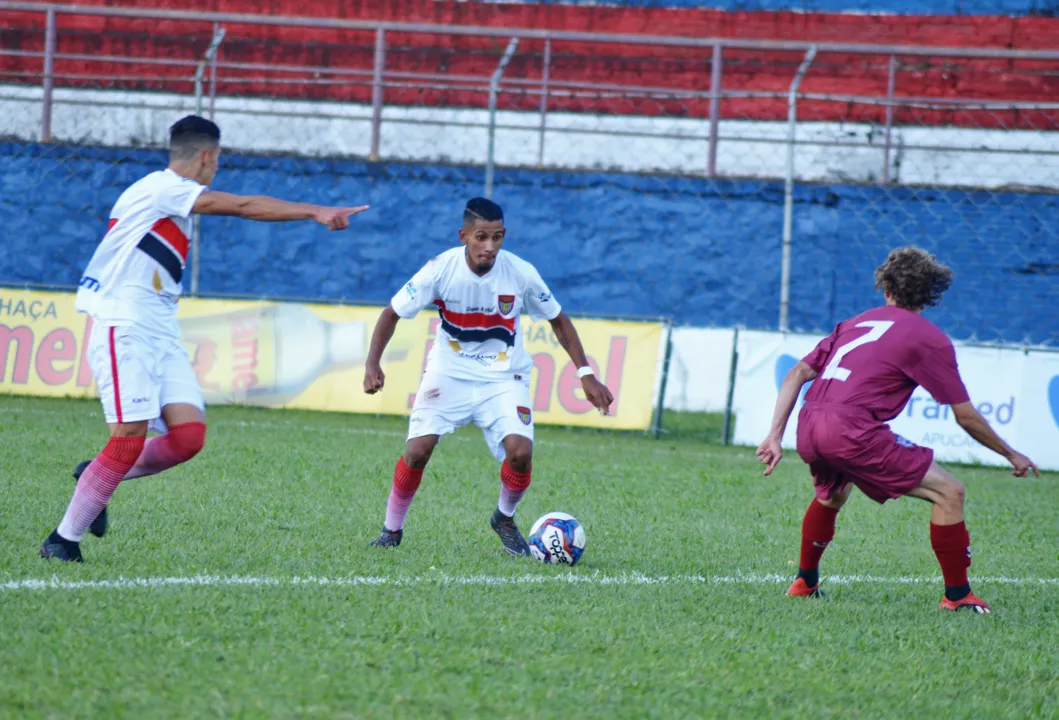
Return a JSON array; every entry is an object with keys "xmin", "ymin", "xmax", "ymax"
[{"xmin": 1, "ymin": 3, "xmax": 1057, "ymax": 346}]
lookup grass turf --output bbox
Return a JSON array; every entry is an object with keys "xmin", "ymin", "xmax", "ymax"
[{"xmin": 1, "ymin": 395, "xmax": 1056, "ymax": 719}]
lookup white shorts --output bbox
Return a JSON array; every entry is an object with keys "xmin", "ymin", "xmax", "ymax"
[
  {"xmin": 408, "ymin": 373, "xmax": 534, "ymax": 461},
  {"xmin": 89, "ymin": 322, "xmax": 204, "ymax": 433}
]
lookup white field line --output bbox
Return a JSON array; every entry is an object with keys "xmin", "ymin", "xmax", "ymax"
[{"xmin": 1, "ymin": 573, "xmax": 1057, "ymax": 593}]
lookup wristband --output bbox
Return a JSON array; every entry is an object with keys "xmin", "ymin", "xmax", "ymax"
[{"xmin": 576, "ymin": 366, "xmax": 595, "ymax": 379}]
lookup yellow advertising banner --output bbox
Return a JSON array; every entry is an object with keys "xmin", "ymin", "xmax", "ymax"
[{"xmin": 0, "ymin": 289, "xmax": 665, "ymax": 430}]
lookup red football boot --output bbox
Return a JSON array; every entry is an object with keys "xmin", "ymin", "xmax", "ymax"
[
  {"xmin": 786, "ymin": 577, "xmax": 824, "ymax": 598},
  {"xmin": 939, "ymin": 592, "xmax": 991, "ymax": 614}
]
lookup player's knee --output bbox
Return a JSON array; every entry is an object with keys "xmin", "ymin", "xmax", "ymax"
[
  {"xmin": 170, "ymin": 421, "xmax": 207, "ymax": 461},
  {"xmin": 403, "ymin": 453, "xmax": 430, "ymax": 470},
  {"xmin": 403, "ymin": 438, "xmax": 437, "ymax": 470},
  {"xmin": 819, "ymin": 495, "xmax": 846, "ymax": 511},
  {"xmin": 941, "ymin": 477, "xmax": 966, "ymax": 508},
  {"xmin": 505, "ymin": 444, "xmax": 533, "ymax": 474}
]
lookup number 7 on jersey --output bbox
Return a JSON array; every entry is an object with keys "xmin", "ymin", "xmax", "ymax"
[{"xmin": 820, "ymin": 321, "xmax": 894, "ymax": 381}]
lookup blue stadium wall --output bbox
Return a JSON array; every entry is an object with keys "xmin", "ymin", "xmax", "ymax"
[{"xmin": 2, "ymin": 142, "xmax": 1055, "ymax": 345}]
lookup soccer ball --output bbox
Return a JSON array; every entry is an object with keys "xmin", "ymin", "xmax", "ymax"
[{"xmin": 528, "ymin": 512, "xmax": 586, "ymax": 566}]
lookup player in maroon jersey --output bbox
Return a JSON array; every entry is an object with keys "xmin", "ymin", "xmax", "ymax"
[{"xmin": 756, "ymin": 247, "xmax": 1038, "ymax": 613}]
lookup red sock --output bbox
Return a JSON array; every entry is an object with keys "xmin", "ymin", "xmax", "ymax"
[
  {"xmin": 798, "ymin": 499, "xmax": 839, "ymax": 582},
  {"xmin": 930, "ymin": 521, "xmax": 971, "ymax": 588},
  {"xmin": 498, "ymin": 460, "xmax": 531, "ymax": 517},
  {"xmin": 57, "ymin": 436, "xmax": 145, "ymax": 541},
  {"xmin": 385, "ymin": 457, "xmax": 423, "ymax": 531},
  {"xmin": 124, "ymin": 422, "xmax": 207, "ymax": 480}
]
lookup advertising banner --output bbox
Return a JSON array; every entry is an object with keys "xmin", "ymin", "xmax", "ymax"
[
  {"xmin": 731, "ymin": 330, "xmax": 1059, "ymax": 471},
  {"xmin": 0, "ymin": 289, "xmax": 665, "ymax": 430},
  {"xmin": 663, "ymin": 328, "xmax": 736, "ymax": 413}
]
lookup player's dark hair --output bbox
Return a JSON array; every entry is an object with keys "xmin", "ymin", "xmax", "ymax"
[
  {"xmin": 463, "ymin": 197, "xmax": 503, "ymax": 225},
  {"xmin": 874, "ymin": 247, "xmax": 953, "ymax": 310},
  {"xmin": 169, "ymin": 115, "xmax": 220, "ymax": 161}
]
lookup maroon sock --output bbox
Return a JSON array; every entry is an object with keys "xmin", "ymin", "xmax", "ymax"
[
  {"xmin": 797, "ymin": 499, "xmax": 840, "ymax": 587},
  {"xmin": 931, "ymin": 521, "xmax": 972, "ymax": 597}
]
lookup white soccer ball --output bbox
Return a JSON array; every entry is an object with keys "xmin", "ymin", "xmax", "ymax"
[{"xmin": 528, "ymin": 512, "xmax": 586, "ymax": 566}]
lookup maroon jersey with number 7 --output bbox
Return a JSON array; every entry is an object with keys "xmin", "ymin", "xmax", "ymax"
[{"xmin": 801, "ymin": 306, "xmax": 970, "ymax": 422}]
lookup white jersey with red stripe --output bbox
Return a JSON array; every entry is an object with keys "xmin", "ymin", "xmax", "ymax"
[
  {"xmin": 391, "ymin": 247, "xmax": 562, "ymax": 382},
  {"xmin": 75, "ymin": 169, "xmax": 207, "ymax": 338}
]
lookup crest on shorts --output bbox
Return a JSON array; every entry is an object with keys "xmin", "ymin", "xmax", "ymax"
[
  {"xmin": 498, "ymin": 294, "xmax": 516, "ymax": 316},
  {"xmin": 517, "ymin": 406, "xmax": 532, "ymax": 425}
]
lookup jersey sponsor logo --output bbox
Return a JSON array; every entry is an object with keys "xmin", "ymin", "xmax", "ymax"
[
  {"xmin": 433, "ymin": 299, "xmax": 516, "ymax": 346},
  {"xmin": 538, "ymin": 292, "xmax": 551, "ymax": 303},
  {"xmin": 497, "ymin": 294, "xmax": 515, "ymax": 316},
  {"xmin": 517, "ymin": 406, "xmax": 532, "ymax": 425},
  {"xmin": 404, "ymin": 281, "xmax": 417, "ymax": 298},
  {"xmin": 456, "ymin": 350, "xmax": 505, "ymax": 366},
  {"xmin": 79, "ymin": 276, "xmax": 101, "ymax": 292}
]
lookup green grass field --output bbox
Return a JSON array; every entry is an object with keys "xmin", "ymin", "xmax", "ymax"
[{"xmin": 1, "ymin": 395, "xmax": 1056, "ymax": 719}]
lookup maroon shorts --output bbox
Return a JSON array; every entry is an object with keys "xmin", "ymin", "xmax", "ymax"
[{"xmin": 796, "ymin": 402, "xmax": 934, "ymax": 504}]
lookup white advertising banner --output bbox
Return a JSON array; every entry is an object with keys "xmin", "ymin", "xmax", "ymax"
[
  {"xmin": 663, "ymin": 328, "xmax": 736, "ymax": 413},
  {"xmin": 732, "ymin": 330, "xmax": 1059, "ymax": 472}
]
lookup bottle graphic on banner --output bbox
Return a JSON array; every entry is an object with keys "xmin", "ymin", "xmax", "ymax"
[{"xmin": 179, "ymin": 303, "xmax": 379, "ymax": 406}]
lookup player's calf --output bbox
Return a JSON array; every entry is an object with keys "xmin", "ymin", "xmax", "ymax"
[
  {"xmin": 123, "ymin": 422, "xmax": 207, "ymax": 480},
  {"xmin": 72, "ymin": 460, "xmax": 108, "ymax": 538},
  {"xmin": 44, "ymin": 435, "xmax": 145, "ymax": 561},
  {"xmin": 910, "ymin": 464, "xmax": 981, "ymax": 609},
  {"xmin": 497, "ymin": 435, "xmax": 533, "ymax": 518},
  {"xmin": 787, "ymin": 497, "xmax": 841, "ymax": 598}
]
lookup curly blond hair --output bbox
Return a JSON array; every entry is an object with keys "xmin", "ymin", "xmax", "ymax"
[{"xmin": 874, "ymin": 247, "xmax": 953, "ymax": 309}]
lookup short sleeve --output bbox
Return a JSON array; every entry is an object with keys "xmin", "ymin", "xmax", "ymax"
[
  {"xmin": 802, "ymin": 326, "xmax": 839, "ymax": 373},
  {"xmin": 152, "ymin": 173, "xmax": 207, "ymax": 218},
  {"xmin": 908, "ymin": 344, "xmax": 970, "ymax": 405},
  {"xmin": 390, "ymin": 260, "xmax": 438, "ymax": 319},
  {"xmin": 520, "ymin": 262, "xmax": 562, "ymax": 322}
]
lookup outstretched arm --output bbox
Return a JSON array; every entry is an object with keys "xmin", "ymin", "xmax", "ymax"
[
  {"xmin": 951, "ymin": 402, "xmax": 1039, "ymax": 477},
  {"xmin": 757, "ymin": 361, "xmax": 818, "ymax": 476},
  {"xmin": 193, "ymin": 191, "xmax": 369, "ymax": 230},
  {"xmin": 548, "ymin": 312, "xmax": 614, "ymax": 415},
  {"xmin": 363, "ymin": 306, "xmax": 401, "ymax": 394}
]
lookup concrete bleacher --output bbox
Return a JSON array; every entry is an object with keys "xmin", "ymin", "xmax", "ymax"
[{"xmin": 2, "ymin": 0, "xmax": 1058, "ymax": 129}]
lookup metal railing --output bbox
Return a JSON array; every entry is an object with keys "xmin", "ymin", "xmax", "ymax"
[{"xmin": 6, "ymin": 1, "xmax": 1059, "ymax": 184}]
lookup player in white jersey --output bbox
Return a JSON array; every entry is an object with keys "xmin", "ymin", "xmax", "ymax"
[
  {"xmin": 362, "ymin": 197, "xmax": 613, "ymax": 554},
  {"xmin": 41, "ymin": 115, "xmax": 369, "ymax": 562}
]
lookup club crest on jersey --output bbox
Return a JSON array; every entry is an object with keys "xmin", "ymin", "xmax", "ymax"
[
  {"xmin": 517, "ymin": 406, "xmax": 532, "ymax": 425},
  {"xmin": 498, "ymin": 294, "xmax": 516, "ymax": 316}
]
